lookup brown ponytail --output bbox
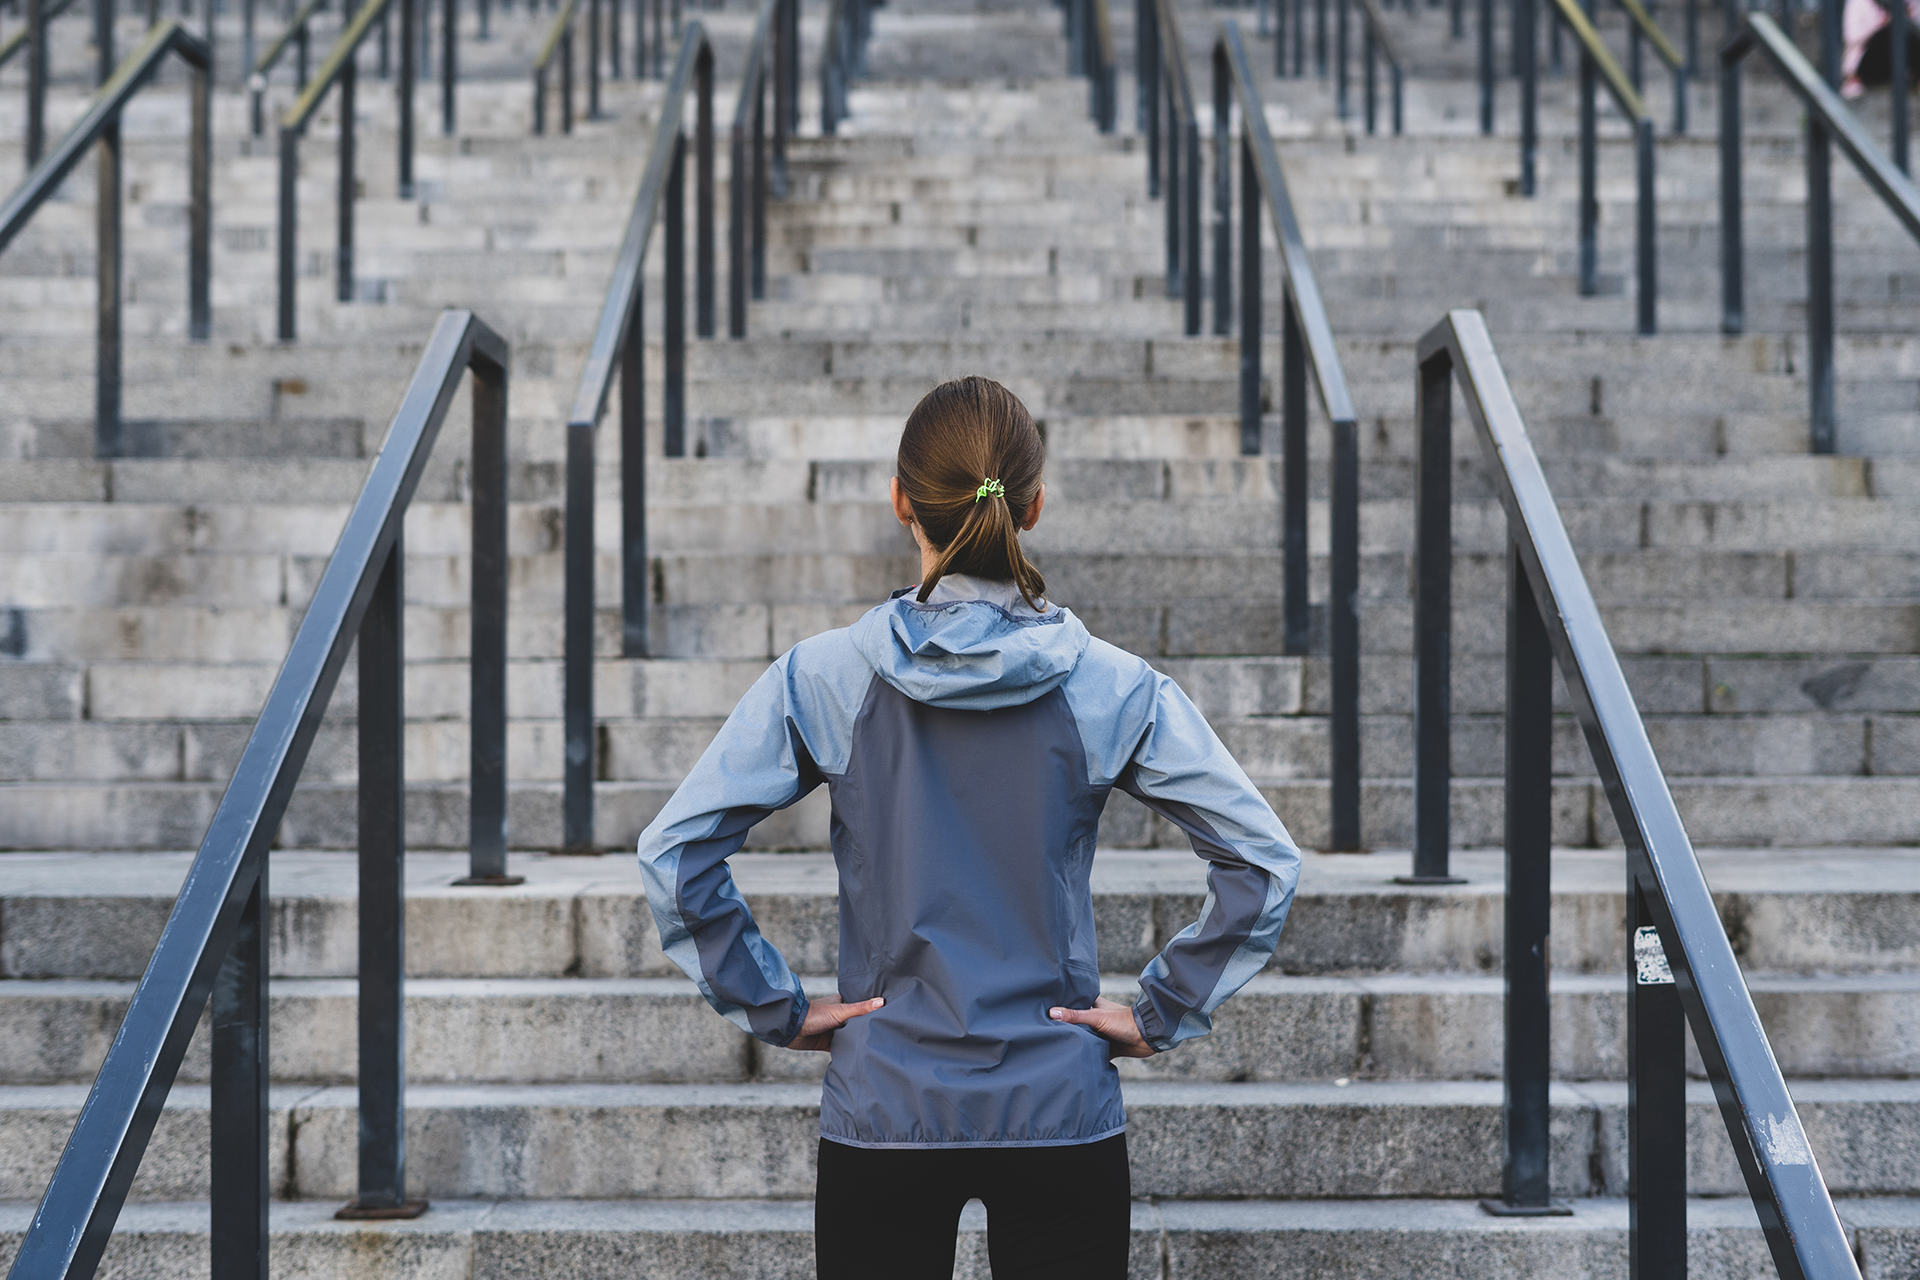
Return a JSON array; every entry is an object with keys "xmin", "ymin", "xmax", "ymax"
[{"xmin": 895, "ymin": 376, "xmax": 1048, "ymax": 611}]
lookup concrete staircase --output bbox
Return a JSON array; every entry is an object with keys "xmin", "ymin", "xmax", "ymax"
[{"xmin": 0, "ymin": 0, "xmax": 1918, "ymax": 1272}]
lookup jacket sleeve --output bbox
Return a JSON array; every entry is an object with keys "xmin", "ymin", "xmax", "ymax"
[
  {"xmin": 1118, "ymin": 672, "xmax": 1301, "ymax": 1053},
  {"xmin": 635, "ymin": 655, "xmax": 821, "ymax": 1047}
]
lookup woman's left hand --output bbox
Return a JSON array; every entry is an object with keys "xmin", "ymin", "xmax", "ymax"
[{"xmin": 1049, "ymin": 996, "xmax": 1156, "ymax": 1059}]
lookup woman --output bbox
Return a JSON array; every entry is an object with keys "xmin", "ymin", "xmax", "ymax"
[{"xmin": 636, "ymin": 376, "xmax": 1301, "ymax": 1279}]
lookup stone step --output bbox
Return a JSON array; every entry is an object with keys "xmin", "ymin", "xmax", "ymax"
[
  {"xmin": 3, "ymin": 849, "xmax": 1910, "ymax": 980},
  {"xmin": 3, "ymin": 970, "xmax": 1910, "ymax": 1087},
  {"xmin": 6, "ymin": 1195, "xmax": 1911, "ymax": 1280},
  {"xmin": 0, "ymin": 1077, "xmax": 1911, "ymax": 1200}
]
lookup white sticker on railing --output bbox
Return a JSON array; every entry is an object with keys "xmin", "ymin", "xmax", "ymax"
[
  {"xmin": 1765, "ymin": 1112, "xmax": 1814, "ymax": 1167},
  {"xmin": 1633, "ymin": 926, "xmax": 1675, "ymax": 985}
]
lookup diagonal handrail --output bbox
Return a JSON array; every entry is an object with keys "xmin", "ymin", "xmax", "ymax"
[
  {"xmin": 1416, "ymin": 308, "xmax": 1860, "ymax": 1280},
  {"xmin": 0, "ymin": 0, "xmax": 79, "ymax": 69},
  {"xmin": 248, "ymin": 0, "xmax": 332, "ymax": 135},
  {"xmin": 560, "ymin": 25, "xmax": 715, "ymax": 853},
  {"xmin": 1211, "ymin": 21, "xmax": 1362, "ymax": 850},
  {"xmin": 1721, "ymin": 11, "xmax": 1920, "ymax": 451},
  {"xmin": 1608, "ymin": 0, "xmax": 1688, "ymax": 133},
  {"xmin": 3, "ymin": 309, "xmax": 513, "ymax": 1280}
]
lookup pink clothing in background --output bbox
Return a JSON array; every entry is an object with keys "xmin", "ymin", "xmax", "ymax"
[{"xmin": 1843, "ymin": 0, "xmax": 1920, "ymax": 96}]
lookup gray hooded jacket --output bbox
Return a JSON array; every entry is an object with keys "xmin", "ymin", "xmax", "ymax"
[{"xmin": 636, "ymin": 578, "xmax": 1301, "ymax": 1149}]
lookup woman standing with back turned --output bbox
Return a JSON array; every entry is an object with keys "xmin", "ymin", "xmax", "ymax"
[{"xmin": 637, "ymin": 376, "xmax": 1302, "ymax": 1279}]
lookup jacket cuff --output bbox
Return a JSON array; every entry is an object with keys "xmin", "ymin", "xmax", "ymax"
[
  {"xmin": 768, "ymin": 993, "xmax": 810, "ymax": 1048},
  {"xmin": 1132, "ymin": 999, "xmax": 1172, "ymax": 1054}
]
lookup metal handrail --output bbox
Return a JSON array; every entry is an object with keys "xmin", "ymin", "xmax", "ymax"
[
  {"xmin": 822, "ymin": 0, "xmax": 877, "ymax": 133},
  {"xmin": 532, "ymin": 0, "xmax": 584, "ymax": 134},
  {"xmin": 1721, "ymin": 11, "xmax": 1920, "ymax": 454},
  {"xmin": 1352, "ymin": 0, "xmax": 1403, "ymax": 134},
  {"xmin": 0, "ymin": 0, "xmax": 78, "ymax": 71},
  {"xmin": 248, "ymin": 0, "xmax": 331, "ymax": 136},
  {"xmin": 2, "ymin": 309, "xmax": 516, "ymax": 1280},
  {"xmin": 1414, "ymin": 308, "xmax": 1860, "ymax": 1279},
  {"xmin": 1142, "ymin": 0, "xmax": 1201, "ymax": 332},
  {"xmin": 1532, "ymin": 0, "xmax": 1659, "ymax": 334},
  {"xmin": 277, "ymin": 0, "xmax": 429, "ymax": 341},
  {"xmin": 1210, "ymin": 20, "xmax": 1362, "ymax": 852},
  {"xmin": 561, "ymin": 26, "xmax": 715, "ymax": 853},
  {"xmin": 1063, "ymin": 0, "xmax": 1118, "ymax": 131},
  {"xmin": 729, "ymin": 0, "xmax": 799, "ymax": 336},
  {"xmin": 0, "ymin": 20, "xmax": 209, "ymax": 457}
]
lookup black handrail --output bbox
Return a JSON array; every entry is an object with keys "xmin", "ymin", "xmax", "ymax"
[
  {"xmin": 730, "ymin": 0, "xmax": 799, "ymax": 336},
  {"xmin": 1063, "ymin": 0, "xmax": 1118, "ymax": 131},
  {"xmin": 1533, "ymin": 0, "xmax": 1658, "ymax": 333},
  {"xmin": 248, "ymin": 0, "xmax": 332, "ymax": 136},
  {"xmin": 1721, "ymin": 11, "xmax": 1920, "ymax": 454},
  {"xmin": 0, "ymin": 20, "xmax": 210, "ymax": 457},
  {"xmin": 532, "ymin": 0, "xmax": 584, "ymax": 133},
  {"xmin": 1413, "ymin": 308, "xmax": 1859, "ymax": 1279},
  {"xmin": 1211, "ymin": 21, "xmax": 1362, "ymax": 852},
  {"xmin": 3, "ymin": 309, "xmax": 516, "ymax": 1280},
  {"xmin": 277, "ymin": 0, "xmax": 431, "ymax": 341},
  {"xmin": 822, "ymin": 0, "xmax": 877, "ymax": 134},
  {"xmin": 1142, "ymin": 0, "xmax": 1201, "ymax": 333},
  {"xmin": 561, "ymin": 26, "xmax": 714, "ymax": 854}
]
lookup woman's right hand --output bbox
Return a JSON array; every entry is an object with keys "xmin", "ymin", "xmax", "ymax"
[{"xmin": 787, "ymin": 995, "xmax": 885, "ymax": 1052}]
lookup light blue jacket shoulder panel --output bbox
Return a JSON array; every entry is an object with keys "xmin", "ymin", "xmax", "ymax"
[
  {"xmin": 1061, "ymin": 638, "xmax": 1303, "ymax": 1053},
  {"xmin": 633, "ymin": 629, "xmax": 877, "ymax": 1047}
]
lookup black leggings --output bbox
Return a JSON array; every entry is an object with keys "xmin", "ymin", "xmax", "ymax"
[{"xmin": 814, "ymin": 1133, "xmax": 1132, "ymax": 1280}]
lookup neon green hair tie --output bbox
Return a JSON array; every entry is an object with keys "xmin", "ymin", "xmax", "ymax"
[{"xmin": 975, "ymin": 478, "xmax": 1005, "ymax": 502}]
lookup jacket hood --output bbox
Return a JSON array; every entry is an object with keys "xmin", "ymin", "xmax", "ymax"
[{"xmin": 848, "ymin": 589, "xmax": 1092, "ymax": 711}]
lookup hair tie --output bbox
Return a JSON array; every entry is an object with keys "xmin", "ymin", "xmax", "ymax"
[{"xmin": 975, "ymin": 478, "xmax": 1005, "ymax": 502}]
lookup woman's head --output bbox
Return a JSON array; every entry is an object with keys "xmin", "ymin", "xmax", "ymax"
[{"xmin": 891, "ymin": 376, "xmax": 1048, "ymax": 610}]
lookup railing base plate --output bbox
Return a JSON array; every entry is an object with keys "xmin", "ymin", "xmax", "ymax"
[
  {"xmin": 1478, "ymin": 1198, "xmax": 1574, "ymax": 1217},
  {"xmin": 450, "ymin": 874, "xmax": 527, "ymax": 886},
  {"xmin": 1391, "ymin": 874, "xmax": 1468, "ymax": 886},
  {"xmin": 336, "ymin": 1199, "xmax": 430, "ymax": 1220}
]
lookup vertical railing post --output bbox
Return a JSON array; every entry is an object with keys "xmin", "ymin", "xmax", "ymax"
[
  {"xmin": 730, "ymin": 105, "xmax": 748, "ymax": 337},
  {"xmin": 1239, "ymin": 135, "xmax": 1261, "ymax": 457},
  {"xmin": 1294, "ymin": 0, "xmax": 1305, "ymax": 72},
  {"xmin": 96, "ymin": 118, "xmax": 123, "ymax": 458},
  {"xmin": 1629, "ymin": 15, "xmax": 1643, "ymax": 91},
  {"xmin": 561, "ymin": 412, "xmax": 596, "ymax": 855},
  {"xmin": 1406, "ymin": 349, "xmax": 1460, "ymax": 882},
  {"xmin": 1281, "ymin": 288, "xmax": 1309, "ymax": 656},
  {"xmin": 696, "ymin": 44, "xmax": 715, "ymax": 340},
  {"xmin": 1685, "ymin": 0, "xmax": 1698, "ymax": 69},
  {"xmin": 1364, "ymin": 20, "xmax": 1377, "ymax": 134},
  {"xmin": 651, "ymin": 0, "xmax": 663, "ymax": 77},
  {"xmin": 1165, "ymin": 77, "xmax": 1181, "ymax": 297},
  {"xmin": 96, "ymin": 0, "xmax": 116, "ymax": 83},
  {"xmin": 1894, "ymin": 0, "xmax": 1910, "ymax": 173},
  {"xmin": 562, "ymin": 26, "xmax": 574, "ymax": 133},
  {"xmin": 1336, "ymin": 0, "xmax": 1349, "ymax": 116},
  {"xmin": 622, "ymin": 283, "xmax": 649, "ymax": 660},
  {"xmin": 1518, "ymin": 0, "xmax": 1536, "ymax": 192},
  {"xmin": 1483, "ymin": 541, "xmax": 1564, "ymax": 1216},
  {"xmin": 27, "ymin": 0, "xmax": 46, "ymax": 167},
  {"xmin": 1635, "ymin": 117, "xmax": 1656, "ymax": 335},
  {"xmin": 1276, "ymin": 0, "xmax": 1287, "ymax": 72},
  {"xmin": 190, "ymin": 55, "xmax": 211, "ymax": 340},
  {"xmin": 590, "ymin": 0, "xmax": 602, "ymax": 117},
  {"xmin": 609, "ymin": 0, "xmax": 619, "ymax": 75},
  {"xmin": 380, "ymin": 5, "xmax": 392, "ymax": 77},
  {"xmin": 457, "ymin": 346, "xmax": 519, "ymax": 886},
  {"xmin": 440, "ymin": 0, "xmax": 454, "ymax": 134},
  {"xmin": 1137, "ymin": 0, "xmax": 1152, "ymax": 126},
  {"xmin": 1329, "ymin": 406, "xmax": 1361, "ymax": 852},
  {"xmin": 278, "ymin": 127, "xmax": 298, "ymax": 341},
  {"xmin": 1577, "ymin": 22, "xmax": 1597, "ymax": 295},
  {"xmin": 1627, "ymin": 882, "xmax": 1688, "ymax": 1279},
  {"xmin": 210, "ymin": 869, "xmax": 269, "ymax": 1280},
  {"xmin": 1819, "ymin": 0, "xmax": 1840, "ymax": 81},
  {"xmin": 400, "ymin": 0, "xmax": 415, "ymax": 195},
  {"xmin": 1392, "ymin": 62, "xmax": 1403, "ymax": 132},
  {"xmin": 337, "ymin": 39, "xmax": 357, "ymax": 303},
  {"xmin": 1806, "ymin": 111, "xmax": 1834, "ymax": 452},
  {"xmin": 665, "ymin": 133, "xmax": 686, "ymax": 455},
  {"xmin": 1212, "ymin": 46, "xmax": 1232, "ymax": 338},
  {"xmin": 1719, "ymin": 43, "xmax": 1742, "ymax": 334},
  {"xmin": 337, "ymin": 538, "xmax": 427, "ymax": 1220},
  {"xmin": 244, "ymin": 0, "xmax": 256, "ymax": 83},
  {"xmin": 297, "ymin": 22, "xmax": 308, "ymax": 86},
  {"xmin": 1316, "ymin": 0, "xmax": 1327, "ymax": 74},
  {"xmin": 774, "ymin": 0, "xmax": 791, "ymax": 196},
  {"xmin": 1184, "ymin": 117, "xmax": 1202, "ymax": 335},
  {"xmin": 1478, "ymin": 0, "xmax": 1493, "ymax": 132},
  {"xmin": 752, "ymin": 72, "xmax": 767, "ymax": 300},
  {"xmin": 534, "ymin": 63, "xmax": 547, "ymax": 133},
  {"xmin": 1145, "ymin": 2, "xmax": 1161, "ymax": 197}
]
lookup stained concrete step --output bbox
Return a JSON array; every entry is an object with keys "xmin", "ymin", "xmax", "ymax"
[
  {"xmin": 6, "ymin": 1195, "xmax": 1913, "ymax": 1280},
  {"xmin": 4, "ymin": 970, "xmax": 1910, "ymax": 1087},
  {"xmin": 1, "ymin": 1077, "xmax": 1913, "ymax": 1200},
  {"xmin": 2, "ymin": 850, "xmax": 1911, "ymax": 981}
]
